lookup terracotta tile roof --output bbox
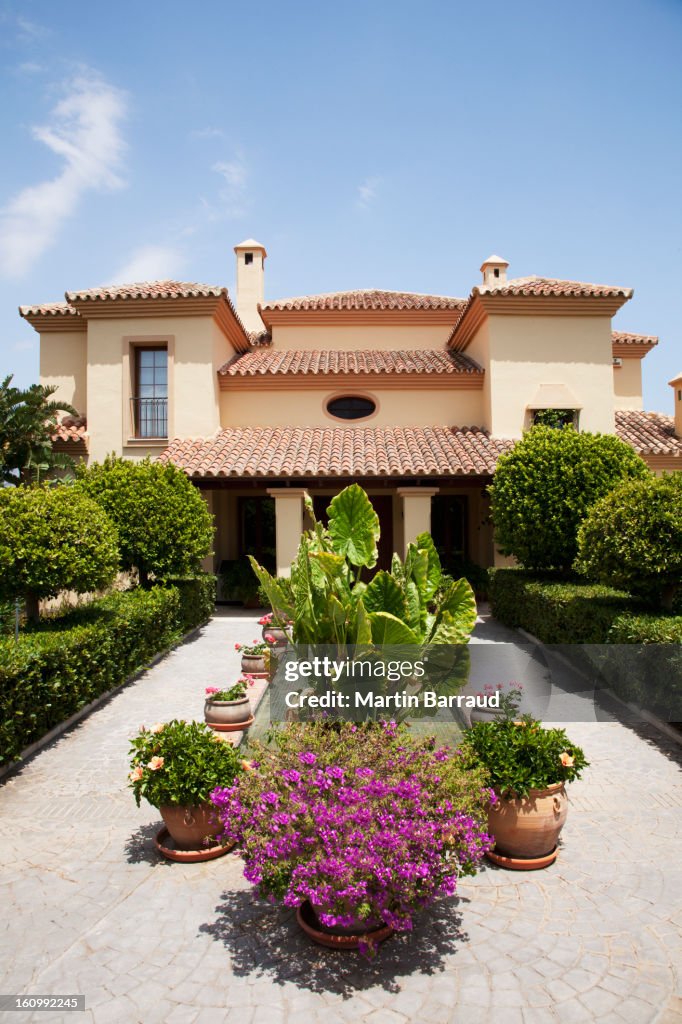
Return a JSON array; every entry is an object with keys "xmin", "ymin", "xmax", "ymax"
[
  {"xmin": 261, "ymin": 289, "xmax": 466, "ymax": 312},
  {"xmin": 219, "ymin": 349, "xmax": 482, "ymax": 377},
  {"xmin": 19, "ymin": 301, "xmax": 79, "ymax": 317},
  {"xmin": 160, "ymin": 426, "xmax": 513, "ymax": 478},
  {"xmin": 51, "ymin": 416, "xmax": 88, "ymax": 444},
  {"xmin": 612, "ymin": 331, "xmax": 658, "ymax": 347},
  {"xmin": 615, "ymin": 410, "xmax": 682, "ymax": 457},
  {"xmin": 479, "ymin": 276, "xmax": 633, "ymax": 299},
  {"xmin": 65, "ymin": 280, "xmax": 227, "ymax": 302}
]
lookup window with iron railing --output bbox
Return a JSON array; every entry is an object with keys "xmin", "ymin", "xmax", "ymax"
[{"xmin": 132, "ymin": 347, "xmax": 168, "ymax": 438}]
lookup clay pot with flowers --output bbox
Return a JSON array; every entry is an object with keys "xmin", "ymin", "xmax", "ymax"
[
  {"xmin": 258, "ymin": 612, "xmax": 291, "ymax": 648},
  {"xmin": 461, "ymin": 716, "xmax": 588, "ymax": 870},
  {"xmin": 128, "ymin": 719, "xmax": 242, "ymax": 860},
  {"xmin": 211, "ymin": 720, "xmax": 494, "ymax": 956},
  {"xmin": 235, "ymin": 639, "xmax": 271, "ymax": 676},
  {"xmin": 204, "ymin": 678, "xmax": 254, "ymax": 732}
]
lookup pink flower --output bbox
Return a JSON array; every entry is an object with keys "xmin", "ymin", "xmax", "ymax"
[
  {"xmin": 205, "ymin": 687, "xmax": 220, "ymax": 695},
  {"xmin": 234, "ymin": 643, "xmax": 242, "ymax": 651},
  {"xmin": 264, "ymin": 633, "xmax": 275, "ymax": 643},
  {"xmin": 150, "ymin": 723, "xmax": 165, "ymax": 733},
  {"xmin": 129, "ymin": 765, "xmax": 143, "ymax": 782},
  {"xmin": 147, "ymin": 756, "xmax": 165, "ymax": 771}
]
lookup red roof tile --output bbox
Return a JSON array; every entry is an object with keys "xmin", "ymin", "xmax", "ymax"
[
  {"xmin": 480, "ymin": 276, "xmax": 633, "ymax": 299},
  {"xmin": 159, "ymin": 426, "xmax": 512, "ymax": 478},
  {"xmin": 261, "ymin": 289, "xmax": 466, "ymax": 312},
  {"xmin": 65, "ymin": 280, "xmax": 227, "ymax": 302},
  {"xmin": 19, "ymin": 301, "xmax": 79, "ymax": 318},
  {"xmin": 615, "ymin": 410, "xmax": 682, "ymax": 457},
  {"xmin": 219, "ymin": 349, "xmax": 482, "ymax": 377},
  {"xmin": 612, "ymin": 331, "xmax": 658, "ymax": 347},
  {"xmin": 51, "ymin": 416, "xmax": 88, "ymax": 444}
]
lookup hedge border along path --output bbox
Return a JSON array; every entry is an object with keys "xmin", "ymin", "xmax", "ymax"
[{"xmin": 0, "ymin": 576, "xmax": 215, "ymax": 769}]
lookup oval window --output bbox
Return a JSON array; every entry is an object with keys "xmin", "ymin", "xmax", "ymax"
[{"xmin": 326, "ymin": 395, "xmax": 376, "ymax": 420}]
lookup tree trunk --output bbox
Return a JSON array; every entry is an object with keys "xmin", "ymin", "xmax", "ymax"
[
  {"xmin": 661, "ymin": 584, "xmax": 677, "ymax": 613},
  {"xmin": 24, "ymin": 592, "xmax": 40, "ymax": 624}
]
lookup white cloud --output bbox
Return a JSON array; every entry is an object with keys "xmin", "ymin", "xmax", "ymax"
[
  {"xmin": 356, "ymin": 176, "xmax": 382, "ymax": 209},
  {"xmin": 211, "ymin": 153, "xmax": 249, "ymax": 218},
  {"xmin": 0, "ymin": 73, "xmax": 127, "ymax": 278},
  {"xmin": 107, "ymin": 245, "xmax": 185, "ymax": 284}
]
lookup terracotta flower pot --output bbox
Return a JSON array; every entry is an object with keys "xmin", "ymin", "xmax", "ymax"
[
  {"xmin": 296, "ymin": 901, "xmax": 394, "ymax": 951},
  {"xmin": 159, "ymin": 803, "xmax": 221, "ymax": 851},
  {"xmin": 204, "ymin": 696, "xmax": 252, "ymax": 727},
  {"xmin": 487, "ymin": 782, "xmax": 568, "ymax": 866},
  {"xmin": 261, "ymin": 625, "xmax": 289, "ymax": 646},
  {"xmin": 241, "ymin": 654, "xmax": 266, "ymax": 675}
]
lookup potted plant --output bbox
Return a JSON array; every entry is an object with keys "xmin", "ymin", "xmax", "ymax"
[
  {"xmin": 204, "ymin": 679, "xmax": 254, "ymax": 732},
  {"xmin": 235, "ymin": 639, "xmax": 271, "ymax": 675},
  {"xmin": 461, "ymin": 716, "xmax": 588, "ymax": 870},
  {"xmin": 128, "ymin": 719, "xmax": 242, "ymax": 861},
  {"xmin": 211, "ymin": 721, "xmax": 494, "ymax": 956},
  {"xmin": 258, "ymin": 612, "xmax": 291, "ymax": 647}
]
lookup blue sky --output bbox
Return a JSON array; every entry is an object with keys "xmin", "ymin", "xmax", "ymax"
[{"xmin": 0, "ymin": 0, "xmax": 680, "ymax": 412}]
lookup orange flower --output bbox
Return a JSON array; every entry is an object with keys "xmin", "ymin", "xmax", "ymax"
[
  {"xmin": 560, "ymin": 751, "xmax": 575, "ymax": 767},
  {"xmin": 129, "ymin": 765, "xmax": 144, "ymax": 782},
  {"xmin": 147, "ymin": 756, "xmax": 165, "ymax": 771}
]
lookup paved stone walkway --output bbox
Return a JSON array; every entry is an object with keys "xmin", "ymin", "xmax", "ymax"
[{"xmin": 1, "ymin": 608, "xmax": 681, "ymax": 1023}]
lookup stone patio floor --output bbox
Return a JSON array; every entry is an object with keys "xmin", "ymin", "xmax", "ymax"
[{"xmin": 1, "ymin": 607, "xmax": 681, "ymax": 1024}]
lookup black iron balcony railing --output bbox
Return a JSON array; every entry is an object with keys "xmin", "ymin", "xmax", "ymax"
[{"xmin": 131, "ymin": 397, "xmax": 168, "ymax": 439}]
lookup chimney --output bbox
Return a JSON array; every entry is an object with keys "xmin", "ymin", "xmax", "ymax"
[
  {"xmin": 234, "ymin": 238, "xmax": 267, "ymax": 333},
  {"xmin": 480, "ymin": 254, "xmax": 509, "ymax": 288},
  {"xmin": 669, "ymin": 372, "xmax": 682, "ymax": 438}
]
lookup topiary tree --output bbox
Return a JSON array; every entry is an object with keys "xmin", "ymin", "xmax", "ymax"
[
  {"xmin": 0, "ymin": 486, "xmax": 119, "ymax": 621},
  {"xmin": 575, "ymin": 473, "xmax": 682, "ymax": 611},
  {"xmin": 76, "ymin": 456, "xmax": 213, "ymax": 586},
  {"xmin": 489, "ymin": 426, "xmax": 649, "ymax": 571}
]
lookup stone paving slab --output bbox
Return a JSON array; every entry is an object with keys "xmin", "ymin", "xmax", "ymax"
[{"xmin": 1, "ymin": 608, "xmax": 681, "ymax": 1024}]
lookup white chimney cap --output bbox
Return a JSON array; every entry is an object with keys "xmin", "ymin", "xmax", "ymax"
[
  {"xmin": 480, "ymin": 254, "xmax": 509, "ymax": 270},
  {"xmin": 234, "ymin": 238, "xmax": 267, "ymax": 255},
  {"xmin": 668, "ymin": 372, "xmax": 682, "ymax": 387}
]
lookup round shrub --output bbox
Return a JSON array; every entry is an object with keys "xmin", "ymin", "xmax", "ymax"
[
  {"xmin": 76, "ymin": 456, "xmax": 213, "ymax": 585},
  {"xmin": 489, "ymin": 426, "xmax": 649, "ymax": 570},
  {"xmin": 575, "ymin": 473, "xmax": 682, "ymax": 611},
  {"xmin": 0, "ymin": 485, "xmax": 119, "ymax": 620}
]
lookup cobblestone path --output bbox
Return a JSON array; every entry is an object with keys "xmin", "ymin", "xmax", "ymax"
[{"xmin": 1, "ymin": 609, "xmax": 681, "ymax": 1023}]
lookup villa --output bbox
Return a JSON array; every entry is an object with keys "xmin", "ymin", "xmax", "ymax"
[{"xmin": 20, "ymin": 241, "xmax": 682, "ymax": 575}]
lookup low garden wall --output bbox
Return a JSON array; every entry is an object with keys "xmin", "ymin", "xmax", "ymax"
[{"xmin": 0, "ymin": 575, "xmax": 215, "ymax": 766}]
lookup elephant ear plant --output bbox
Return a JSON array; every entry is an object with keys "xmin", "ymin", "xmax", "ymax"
[{"xmin": 248, "ymin": 483, "xmax": 477, "ymax": 652}]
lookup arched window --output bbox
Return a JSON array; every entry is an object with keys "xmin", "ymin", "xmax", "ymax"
[{"xmin": 326, "ymin": 396, "xmax": 376, "ymax": 420}]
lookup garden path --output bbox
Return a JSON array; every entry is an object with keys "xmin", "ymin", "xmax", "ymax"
[{"xmin": 1, "ymin": 606, "xmax": 681, "ymax": 1024}]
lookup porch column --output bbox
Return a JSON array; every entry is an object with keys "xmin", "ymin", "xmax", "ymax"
[
  {"xmin": 397, "ymin": 487, "xmax": 439, "ymax": 557},
  {"xmin": 267, "ymin": 488, "xmax": 307, "ymax": 577}
]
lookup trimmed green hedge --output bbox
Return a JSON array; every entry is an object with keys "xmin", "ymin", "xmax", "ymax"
[
  {"xmin": 489, "ymin": 569, "xmax": 682, "ymax": 718},
  {"xmin": 0, "ymin": 577, "xmax": 215, "ymax": 766}
]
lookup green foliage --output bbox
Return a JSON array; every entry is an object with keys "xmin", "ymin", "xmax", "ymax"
[
  {"xmin": 169, "ymin": 575, "xmax": 216, "ymax": 631},
  {"xmin": 489, "ymin": 426, "xmax": 649, "ymax": 570},
  {"xmin": 531, "ymin": 409, "xmax": 576, "ymax": 429},
  {"xmin": 461, "ymin": 718, "xmax": 588, "ymax": 798},
  {"xmin": 207, "ymin": 679, "xmax": 249, "ymax": 701},
  {"xmin": 0, "ymin": 584, "xmax": 212, "ymax": 765},
  {"xmin": 575, "ymin": 474, "xmax": 682, "ymax": 610},
  {"xmin": 76, "ymin": 456, "xmax": 213, "ymax": 584},
  {"xmin": 0, "ymin": 374, "xmax": 79, "ymax": 485},
  {"xmin": 249, "ymin": 487, "xmax": 477, "ymax": 650},
  {"xmin": 128, "ymin": 719, "xmax": 242, "ymax": 808},
  {"xmin": 0, "ymin": 486, "xmax": 119, "ymax": 616}
]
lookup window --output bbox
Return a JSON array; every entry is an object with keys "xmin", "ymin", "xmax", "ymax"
[
  {"xmin": 531, "ymin": 408, "xmax": 578, "ymax": 430},
  {"xmin": 244, "ymin": 252, "xmax": 253, "ymax": 265},
  {"xmin": 326, "ymin": 395, "xmax": 376, "ymax": 420},
  {"xmin": 493, "ymin": 267, "xmax": 500, "ymax": 278},
  {"xmin": 132, "ymin": 347, "xmax": 168, "ymax": 437}
]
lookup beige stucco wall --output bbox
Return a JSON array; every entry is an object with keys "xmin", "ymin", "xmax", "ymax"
[
  {"xmin": 39, "ymin": 330, "xmax": 88, "ymax": 415},
  {"xmin": 219, "ymin": 386, "xmax": 484, "ymax": 428},
  {"xmin": 271, "ymin": 323, "xmax": 453, "ymax": 351},
  {"xmin": 613, "ymin": 359, "xmax": 644, "ymax": 410},
  {"xmin": 483, "ymin": 314, "xmax": 616, "ymax": 438},
  {"xmin": 84, "ymin": 314, "xmax": 235, "ymax": 464}
]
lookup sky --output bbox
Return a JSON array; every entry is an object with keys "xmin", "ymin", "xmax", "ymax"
[{"xmin": 0, "ymin": 0, "xmax": 680, "ymax": 412}]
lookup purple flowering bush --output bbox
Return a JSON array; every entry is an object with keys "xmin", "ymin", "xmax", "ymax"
[{"xmin": 211, "ymin": 721, "xmax": 494, "ymax": 955}]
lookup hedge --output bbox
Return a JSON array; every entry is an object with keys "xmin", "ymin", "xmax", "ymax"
[
  {"xmin": 489, "ymin": 569, "xmax": 682, "ymax": 719},
  {"xmin": 0, "ymin": 576, "xmax": 215, "ymax": 766}
]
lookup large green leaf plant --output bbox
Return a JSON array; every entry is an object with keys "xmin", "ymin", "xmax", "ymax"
[{"xmin": 249, "ymin": 484, "xmax": 477, "ymax": 653}]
